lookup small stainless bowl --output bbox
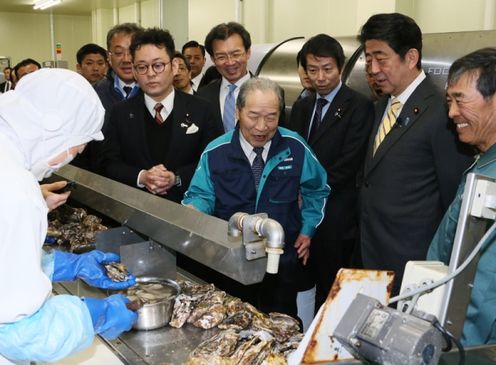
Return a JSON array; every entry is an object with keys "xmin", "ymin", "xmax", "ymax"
[{"xmin": 130, "ymin": 277, "xmax": 180, "ymax": 331}]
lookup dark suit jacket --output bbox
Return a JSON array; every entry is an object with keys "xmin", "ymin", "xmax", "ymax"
[
  {"xmin": 103, "ymin": 90, "xmax": 219, "ymax": 203},
  {"xmin": 288, "ymin": 84, "xmax": 374, "ymax": 240},
  {"xmin": 197, "ymin": 78, "xmax": 233, "ymax": 135},
  {"xmin": 360, "ymin": 76, "xmax": 473, "ymax": 288},
  {"xmin": 198, "ymin": 76, "xmax": 286, "ymax": 134}
]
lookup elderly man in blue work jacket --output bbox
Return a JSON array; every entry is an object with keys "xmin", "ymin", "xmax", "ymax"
[
  {"xmin": 427, "ymin": 47, "xmax": 496, "ymax": 346},
  {"xmin": 183, "ymin": 77, "xmax": 330, "ymax": 318}
]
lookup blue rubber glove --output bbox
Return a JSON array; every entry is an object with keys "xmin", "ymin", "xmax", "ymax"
[
  {"xmin": 83, "ymin": 295, "xmax": 138, "ymax": 340},
  {"xmin": 52, "ymin": 250, "xmax": 136, "ymax": 290}
]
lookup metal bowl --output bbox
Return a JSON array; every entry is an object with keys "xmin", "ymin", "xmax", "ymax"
[{"xmin": 130, "ymin": 277, "xmax": 180, "ymax": 331}]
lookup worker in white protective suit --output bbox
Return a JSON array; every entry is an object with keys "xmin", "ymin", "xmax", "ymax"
[{"xmin": 0, "ymin": 69, "xmax": 138, "ymax": 365}]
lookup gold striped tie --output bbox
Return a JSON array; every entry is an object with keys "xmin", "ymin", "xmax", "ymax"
[{"xmin": 373, "ymin": 98, "xmax": 402, "ymax": 155}]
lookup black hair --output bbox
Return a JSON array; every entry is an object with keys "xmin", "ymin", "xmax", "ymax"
[
  {"xmin": 448, "ymin": 47, "xmax": 496, "ymax": 99},
  {"xmin": 13, "ymin": 58, "xmax": 41, "ymax": 77},
  {"xmin": 358, "ymin": 13, "xmax": 422, "ymax": 70},
  {"xmin": 173, "ymin": 52, "xmax": 191, "ymax": 71},
  {"xmin": 204, "ymin": 22, "xmax": 251, "ymax": 57},
  {"xmin": 130, "ymin": 27, "xmax": 175, "ymax": 60},
  {"xmin": 181, "ymin": 40, "xmax": 205, "ymax": 57},
  {"xmin": 76, "ymin": 43, "xmax": 107, "ymax": 64},
  {"xmin": 299, "ymin": 34, "xmax": 345, "ymax": 72},
  {"xmin": 106, "ymin": 22, "xmax": 143, "ymax": 50}
]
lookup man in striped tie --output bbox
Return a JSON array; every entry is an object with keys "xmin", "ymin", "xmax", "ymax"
[
  {"xmin": 102, "ymin": 28, "xmax": 219, "ymax": 203},
  {"xmin": 359, "ymin": 13, "xmax": 473, "ymax": 295}
]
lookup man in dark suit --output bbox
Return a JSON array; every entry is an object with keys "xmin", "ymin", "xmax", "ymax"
[
  {"xmin": 103, "ymin": 28, "xmax": 218, "ymax": 203},
  {"xmin": 0, "ymin": 67, "xmax": 13, "ymax": 93},
  {"xmin": 197, "ymin": 22, "xmax": 252, "ymax": 135},
  {"xmin": 181, "ymin": 40, "xmax": 206, "ymax": 92},
  {"xmin": 288, "ymin": 34, "xmax": 374, "ymax": 311},
  {"xmin": 73, "ymin": 23, "xmax": 143, "ymax": 174},
  {"xmin": 358, "ymin": 13, "xmax": 473, "ymax": 294}
]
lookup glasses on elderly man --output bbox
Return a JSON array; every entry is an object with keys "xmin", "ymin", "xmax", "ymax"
[{"xmin": 133, "ymin": 61, "xmax": 171, "ymax": 75}]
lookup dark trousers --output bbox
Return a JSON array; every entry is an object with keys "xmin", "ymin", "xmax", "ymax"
[{"xmin": 309, "ymin": 237, "xmax": 357, "ymax": 311}]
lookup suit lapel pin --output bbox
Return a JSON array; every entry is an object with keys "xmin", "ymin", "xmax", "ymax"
[
  {"xmin": 413, "ymin": 107, "xmax": 420, "ymax": 114},
  {"xmin": 129, "ymin": 113, "xmax": 134, "ymax": 119},
  {"xmin": 334, "ymin": 108, "xmax": 343, "ymax": 119}
]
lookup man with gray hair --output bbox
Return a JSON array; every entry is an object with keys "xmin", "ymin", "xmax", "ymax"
[
  {"xmin": 73, "ymin": 23, "xmax": 143, "ymax": 174},
  {"xmin": 94, "ymin": 22, "xmax": 144, "ymax": 110},
  {"xmin": 427, "ymin": 47, "xmax": 496, "ymax": 347},
  {"xmin": 183, "ymin": 77, "xmax": 329, "ymax": 318}
]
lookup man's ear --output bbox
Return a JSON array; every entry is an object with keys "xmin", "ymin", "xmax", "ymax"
[{"xmin": 171, "ymin": 57, "xmax": 179, "ymax": 76}]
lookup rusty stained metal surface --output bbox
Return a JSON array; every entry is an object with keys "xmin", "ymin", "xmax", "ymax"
[{"xmin": 301, "ymin": 269, "xmax": 394, "ymax": 364}]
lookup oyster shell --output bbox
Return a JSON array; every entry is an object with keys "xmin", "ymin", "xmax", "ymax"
[
  {"xmin": 269, "ymin": 312, "xmax": 300, "ymax": 343},
  {"xmin": 184, "ymin": 328, "xmax": 239, "ymax": 365},
  {"xmin": 218, "ymin": 309, "xmax": 252, "ymax": 331},
  {"xmin": 105, "ymin": 262, "xmax": 130, "ymax": 282},
  {"xmin": 188, "ymin": 290, "xmax": 226, "ymax": 329},
  {"xmin": 169, "ymin": 293, "xmax": 196, "ymax": 328},
  {"xmin": 230, "ymin": 330, "xmax": 274, "ymax": 365}
]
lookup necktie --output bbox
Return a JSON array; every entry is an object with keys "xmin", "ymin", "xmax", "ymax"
[
  {"xmin": 251, "ymin": 147, "xmax": 265, "ymax": 190},
  {"xmin": 123, "ymin": 86, "xmax": 132, "ymax": 98},
  {"xmin": 223, "ymin": 84, "xmax": 237, "ymax": 132},
  {"xmin": 154, "ymin": 103, "xmax": 164, "ymax": 125},
  {"xmin": 373, "ymin": 97, "xmax": 402, "ymax": 155},
  {"xmin": 308, "ymin": 98, "xmax": 329, "ymax": 141}
]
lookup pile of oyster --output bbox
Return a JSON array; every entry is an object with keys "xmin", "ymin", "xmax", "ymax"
[
  {"xmin": 172, "ymin": 281, "xmax": 303, "ymax": 365},
  {"xmin": 47, "ymin": 205, "xmax": 107, "ymax": 252}
]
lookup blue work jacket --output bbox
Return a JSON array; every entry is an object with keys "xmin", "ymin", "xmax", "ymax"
[
  {"xmin": 427, "ymin": 144, "xmax": 496, "ymax": 346},
  {"xmin": 183, "ymin": 127, "xmax": 330, "ymax": 245}
]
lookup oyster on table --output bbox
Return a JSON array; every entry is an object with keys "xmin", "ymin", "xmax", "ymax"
[
  {"xmin": 169, "ymin": 293, "xmax": 196, "ymax": 328},
  {"xmin": 188, "ymin": 289, "xmax": 227, "ymax": 329},
  {"xmin": 230, "ymin": 330, "xmax": 274, "ymax": 365},
  {"xmin": 184, "ymin": 328, "xmax": 239, "ymax": 365},
  {"xmin": 268, "ymin": 312, "xmax": 300, "ymax": 343}
]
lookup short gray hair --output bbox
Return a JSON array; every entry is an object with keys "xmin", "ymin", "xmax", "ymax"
[
  {"xmin": 106, "ymin": 23, "xmax": 143, "ymax": 50},
  {"xmin": 236, "ymin": 77, "xmax": 284, "ymax": 112}
]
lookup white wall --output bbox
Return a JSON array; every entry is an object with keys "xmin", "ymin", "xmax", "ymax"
[
  {"xmin": 0, "ymin": 11, "xmax": 91, "ymax": 71},
  {"xmin": 414, "ymin": 0, "xmax": 493, "ymax": 33}
]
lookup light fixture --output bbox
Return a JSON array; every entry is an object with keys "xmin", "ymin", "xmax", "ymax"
[{"xmin": 33, "ymin": 0, "xmax": 62, "ymax": 10}]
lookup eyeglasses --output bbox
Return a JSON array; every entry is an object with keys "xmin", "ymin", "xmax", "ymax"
[
  {"xmin": 214, "ymin": 51, "xmax": 245, "ymax": 63},
  {"xmin": 133, "ymin": 61, "xmax": 171, "ymax": 75}
]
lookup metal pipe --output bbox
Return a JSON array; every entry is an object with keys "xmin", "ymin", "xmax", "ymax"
[
  {"xmin": 257, "ymin": 218, "xmax": 284, "ymax": 249},
  {"xmin": 49, "ymin": 10, "xmax": 55, "ymax": 62},
  {"xmin": 227, "ymin": 212, "xmax": 247, "ymax": 237}
]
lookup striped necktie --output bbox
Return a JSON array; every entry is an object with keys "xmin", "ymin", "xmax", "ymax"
[
  {"xmin": 373, "ymin": 98, "xmax": 402, "ymax": 155},
  {"xmin": 223, "ymin": 84, "xmax": 237, "ymax": 132},
  {"xmin": 252, "ymin": 147, "xmax": 265, "ymax": 190},
  {"xmin": 154, "ymin": 103, "xmax": 164, "ymax": 125}
]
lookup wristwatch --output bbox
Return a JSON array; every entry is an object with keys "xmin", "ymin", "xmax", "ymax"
[{"xmin": 175, "ymin": 175, "xmax": 182, "ymax": 187}]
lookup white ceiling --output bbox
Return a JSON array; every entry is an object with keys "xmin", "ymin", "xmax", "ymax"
[{"xmin": 0, "ymin": 0, "xmax": 138, "ymax": 16}]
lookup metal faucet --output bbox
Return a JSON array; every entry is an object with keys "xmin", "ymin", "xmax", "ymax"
[{"xmin": 228, "ymin": 212, "xmax": 285, "ymax": 274}]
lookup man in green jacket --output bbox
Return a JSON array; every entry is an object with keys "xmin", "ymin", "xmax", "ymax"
[{"xmin": 427, "ymin": 47, "xmax": 496, "ymax": 346}]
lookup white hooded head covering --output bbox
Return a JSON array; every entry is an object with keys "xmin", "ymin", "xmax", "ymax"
[{"xmin": 0, "ymin": 68, "xmax": 104, "ymax": 180}]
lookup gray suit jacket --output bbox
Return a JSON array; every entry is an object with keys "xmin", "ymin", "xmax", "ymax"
[{"xmin": 360, "ymin": 76, "xmax": 473, "ymax": 290}]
